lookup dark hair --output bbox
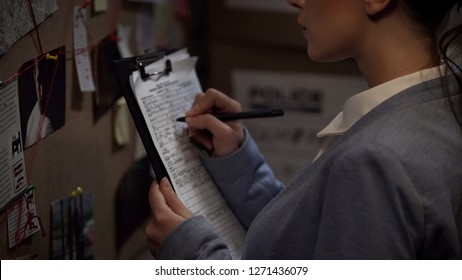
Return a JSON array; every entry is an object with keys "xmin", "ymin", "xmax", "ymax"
[{"xmin": 404, "ymin": 0, "xmax": 462, "ymax": 127}]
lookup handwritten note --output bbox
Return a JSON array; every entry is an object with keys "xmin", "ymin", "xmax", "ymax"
[
  {"xmin": 73, "ymin": 6, "xmax": 96, "ymax": 92},
  {"xmin": 130, "ymin": 51, "xmax": 245, "ymax": 259}
]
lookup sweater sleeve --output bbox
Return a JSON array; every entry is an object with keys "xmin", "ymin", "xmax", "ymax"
[
  {"xmin": 312, "ymin": 143, "xmax": 425, "ymax": 259},
  {"xmin": 156, "ymin": 215, "xmax": 232, "ymax": 260},
  {"xmin": 201, "ymin": 129, "xmax": 285, "ymax": 228},
  {"xmin": 157, "ymin": 130, "xmax": 282, "ymax": 260}
]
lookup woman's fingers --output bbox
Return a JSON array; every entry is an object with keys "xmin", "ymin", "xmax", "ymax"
[
  {"xmin": 158, "ymin": 178, "xmax": 193, "ymax": 219},
  {"xmin": 187, "ymin": 114, "xmax": 243, "ymax": 156},
  {"xmin": 146, "ymin": 178, "xmax": 193, "ymax": 257},
  {"xmin": 187, "ymin": 88, "xmax": 241, "ymax": 116}
]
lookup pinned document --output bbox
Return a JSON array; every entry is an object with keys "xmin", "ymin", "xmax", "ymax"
[
  {"xmin": 0, "ymin": 80, "xmax": 28, "ymax": 210},
  {"xmin": 74, "ymin": 6, "xmax": 96, "ymax": 92},
  {"xmin": 50, "ymin": 188, "xmax": 94, "ymax": 260},
  {"xmin": 7, "ymin": 187, "xmax": 41, "ymax": 248}
]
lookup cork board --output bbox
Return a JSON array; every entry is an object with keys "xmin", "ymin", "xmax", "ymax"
[{"xmin": 0, "ymin": 0, "xmax": 146, "ymax": 259}]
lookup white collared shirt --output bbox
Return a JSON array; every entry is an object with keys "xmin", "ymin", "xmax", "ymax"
[{"xmin": 313, "ymin": 65, "xmax": 444, "ymax": 161}]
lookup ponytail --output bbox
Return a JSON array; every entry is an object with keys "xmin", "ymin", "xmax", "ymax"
[
  {"xmin": 403, "ymin": 1, "xmax": 462, "ymax": 128},
  {"xmin": 438, "ymin": 3, "xmax": 462, "ymax": 127}
]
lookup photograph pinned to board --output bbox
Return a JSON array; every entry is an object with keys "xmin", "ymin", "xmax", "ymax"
[
  {"xmin": 50, "ymin": 189, "xmax": 94, "ymax": 260},
  {"xmin": 18, "ymin": 46, "xmax": 66, "ymax": 149},
  {"xmin": 93, "ymin": 34, "xmax": 122, "ymax": 122}
]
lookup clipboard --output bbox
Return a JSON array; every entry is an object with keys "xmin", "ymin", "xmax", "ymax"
[
  {"xmin": 111, "ymin": 50, "xmax": 246, "ymax": 258},
  {"xmin": 112, "ymin": 51, "xmax": 176, "ymax": 183}
]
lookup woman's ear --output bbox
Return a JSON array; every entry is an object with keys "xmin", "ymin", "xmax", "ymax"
[{"xmin": 364, "ymin": 0, "xmax": 393, "ymax": 16}]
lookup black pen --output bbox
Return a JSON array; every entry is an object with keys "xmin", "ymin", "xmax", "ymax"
[{"xmin": 176, "ymin": 108, "xmax": 284, "ymax": 122}]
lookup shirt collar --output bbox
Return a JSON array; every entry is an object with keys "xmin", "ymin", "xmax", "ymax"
[{"xmin": 317, "ymin": 65, "xmax": 444, "ymax": 138}]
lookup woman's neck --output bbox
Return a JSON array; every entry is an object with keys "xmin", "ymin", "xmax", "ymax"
[
  {"xmin": 357, "ymin": 39, "xmax": 437, "ymax": 88},
  {"xmin": 354, "ymin": 10, "xmax": 438, "ymax": 88}
]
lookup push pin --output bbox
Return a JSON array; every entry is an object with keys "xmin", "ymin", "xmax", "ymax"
[
  {"xmin": 72, "ymin": 186, "xmax": 84, "ymax": 197},
  {"xmin": 76, "ymin": 186, "xmax": 84, "ymax": 194},
  {"xmin": 45, "ymin": 53, "xmax": 58, "ymax": 61}
]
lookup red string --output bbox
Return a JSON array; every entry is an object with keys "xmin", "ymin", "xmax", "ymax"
[
  {"xmin": 26, "ymin": 1, "xmax": 110, "ymax": 177},
  {"xmin": 26, "ymin": 0, "xmax": 44, "ymax": 55},
  {"xmin": 13, "ymin": 194, "xmax": 25, "ymax": 254},
  {"xmin": 26, "ymin": 0, "xmax": 100, "ymax": 178},
  {"xmin": 81, "ymin": 0, "xmax": 92, "ymax": 9},
  {"xmin": 1, "ymin": 0, "xmax": 126, "ymax": 257},
  {"xmin": 4, "ymin": 0, "xmax": 120, "ymax": 187},
  {"xmin": 3, "ymin": 55, "xmax": 47, "ymax": 86},
  {"xmin": 2, "ymin": 0, "xmax": 120, "ymax": 88},
  {"xmin": 22, "ymin": 214, "xmax": 46, "ymax": 239},
  {"xmin": 3, "ymin": 0, "xmax": 122, "ymax": 205},
  {"xmin": 18, "ymin": 194, "xmax": 31, "ymax": 243},
  {"xmin": 26, "ymin": 54, "xmax": 61, "ymax": 179},
  {"xmin": 7, "ymin": 191, "xmax": 46, "ymax": 259}
]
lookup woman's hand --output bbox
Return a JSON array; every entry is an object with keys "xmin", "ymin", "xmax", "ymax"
[
  {"xmin": 145, "ymin": 178, "xmax": 194, "ymax": 257},
  {"xmin": 185, "ymin": 88, "xmax": 245, "ymax": 157}
]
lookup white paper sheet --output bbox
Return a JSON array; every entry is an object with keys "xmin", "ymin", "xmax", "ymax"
[
  {"xmin": 116, "ymin": 24, "xmax": 134, "ymax": 59},
  {"xmin": 7, "ymin": 189, "xmax": 40, "ymax": 248},
  {"xmin": 0, "ymin": 80, "xmax": 28, "ymax": 210},
  {"xmin": 73, "ymin": 6, "xmax": 96, "ymax": 92},
  {"xmin": 129, "ymin": 51, "xmax": 245, "ymax": 259}
]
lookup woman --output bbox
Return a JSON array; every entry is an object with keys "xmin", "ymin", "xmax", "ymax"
[{"xmin": 146, "ymin": 0, "xmax": 462, "ymax": 259}]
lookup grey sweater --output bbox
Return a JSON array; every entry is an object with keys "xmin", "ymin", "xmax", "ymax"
[{"xmin": 157, "ymin": 77, "xmax": 462, "ymax": 259}]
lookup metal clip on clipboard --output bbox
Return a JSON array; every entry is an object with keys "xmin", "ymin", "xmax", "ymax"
[{"xmin": 136, "ymin": 51, "xmax": 172, "ymax": 80}]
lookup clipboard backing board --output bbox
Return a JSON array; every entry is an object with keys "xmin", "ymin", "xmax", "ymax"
[
  {"xmin": 112, "ymin": 53, "xmax": 172, "ymax": 183},
  {"xmin": 112, "ymin": 51, "xmax": 246, "ymax": 259}
]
